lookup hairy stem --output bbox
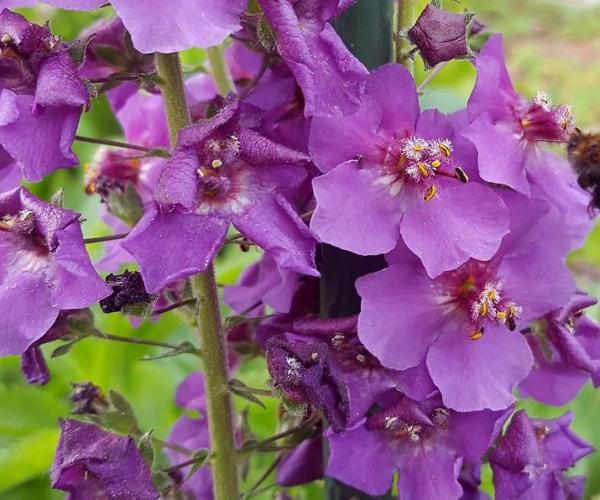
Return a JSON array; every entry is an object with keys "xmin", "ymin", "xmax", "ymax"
[
  {"xmin": 83, "ymin": 232, "xmax": 129, "ymax": 245},
  {"xmin": 156, "ymin": 51, "xmax": 240, "ymax": 500},
  {"xmin": 396, "ymin": 0, "xmax": 415, "ymax": 70},
  {"xmin": 206, "ymin": 44, "xmax": 235, "ymax": 96}
]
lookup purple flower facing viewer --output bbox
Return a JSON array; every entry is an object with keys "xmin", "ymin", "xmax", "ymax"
[
  {"xmin": 310, "ymin": 64, "xmax": 509, "ymax": 277},
  {"xmin": 52, "ymin": 419, "xmax": 158, "ymax": 500},
  {"xmin": 0, "ymin": 187, "xmax": 110, "ymax": 356},
  {"xmin": 520, "ymin": 292, "xmax": 600, "ymax": 406},
  {"xmin": 490, "ymin": 410, "xmax": 593, "ymax": 500},
  {"xmin": 326, "ymin": 391, "xmax": 505, "ymax": 498},
  {"xmin": 0, "ymin": 9, "xmax": 90, "ymax": 184},
  {"xmin": 357, "ymin": 235, "xmax": 575, "ymax": 411},
  {"xmin": 464, "ymin": 34, "xmax": 576, "ymax": 195},
  {"xmin": 123, "ymin": 101, "xmax": 319, "ymax": 293}
]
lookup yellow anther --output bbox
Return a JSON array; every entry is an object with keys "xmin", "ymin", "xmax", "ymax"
[
  {"xmin": 414, "ymin": 145, "xmax": 423, "ymax": 152},
  {"xmin": 431, "ymin": 159, "xmax": 441, "ymax": 168},
  {"xmin": 470, "ymin": 327, "xmax": 484, "ymax": 341},
  {"xmin": 487, "ymin": 290, "xmax": 498, "ymax": 301},
  {"xmin": 480, "ymin": 303, "xmax": 488, "ymax": 317},
  {"xmin": 397, "ymin": 155, "xmax": 407, "ymax": 170},
  {"xmin": 211, "ymin": 159, "xmax": 223, "ymax": 169},
  {"xmin": 424, "ymin": 184, "xmax": 437, "ymax": 202},
  {"xmin": 496, "ymin": 311, "xmax": 507, "ymax": 320},
  {"xmin": 454, "ymin": 167, "xmax": 469, "ymax": 183},
  {"xmin": 439, "ymin": 143, "xmax": 452, "ymax": 157},
  {"xmin": 1, "ymin": 34, "xmax": 11, "ymax": 44},
  {"xmin": 521, "ymin": 118, "xmax": 531, "ymax": 128},
  {"xmin": 417, "ymin": 163, "xmax": 429, "ymax": 176}
]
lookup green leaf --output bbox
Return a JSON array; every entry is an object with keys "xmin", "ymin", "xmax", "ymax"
[
  {"xmin": 228, "ymin": 385, "xmax": 267, "ymax": 410},
  {"xmin": 185, "ymin": 449, "xmax": 211, "ymax": 481},
  {"xmin": 105, "ymin": 390, "xmax": 142, "ymax": 436},
  {"xmin": 138, "ymin": 431, "xmax": 155, "ymax": 468},
  {"xmin": 50, "ymin": 341, "xmax": 77, "ymax": 359},
  {"xmin": 0, "ymin": 428, "xmax": 59, "ymax": 491},
  {"xmin": 141, "ymin": 341, "xmax": 200, "ymax": 361}
]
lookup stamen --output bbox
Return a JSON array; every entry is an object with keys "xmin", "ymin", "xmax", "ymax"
[
  {"xmin": 470, "ymin": 327, "xmax": 484, "ymax": 341},
  {"xmin": 1, "ymin": 34, "xmax": 11, "ymax": 44},
  {"xmin": 496, "ymin": 311, "xmax": 507, "ymax": 320},
  {"xmin": 211, "ymin": 159, "xmax": 223, "ymax": 169},
  {"xmin": 480, "ymin": 302, "xmax": 488, "ymax": 317},
  {"xmin": 454, "ymin": 167, "xmax": 469, "ymax": 183},
  {"xmin": 533, "ymin": 91, "xmax": 553, "ymax": 111},
  {"xmin": 431, "ymin": 159, "xmax": 441, "ymax": 168},
  {"xmin": 417, "ymin": 163, "xmax": 429, "ymax": 177},
  {"xmin": 424, "ymin": 184, "xmax": 437, "ymax": 202},
  {"xmin": 438, "ymin": 141, "xmax": 452, "ymax": 157}
]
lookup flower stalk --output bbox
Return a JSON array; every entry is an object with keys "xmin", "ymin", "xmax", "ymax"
[
  {"xmin": 156, "ymin": 51, "xmax": 240, "ymax": 500},
  {"xmin": 207, "ymin": 44, "xmax": 235, "ymax": 95},
  {"xmin": 396, "ymin": 0, "xmax": 415, "ymax": 69}
]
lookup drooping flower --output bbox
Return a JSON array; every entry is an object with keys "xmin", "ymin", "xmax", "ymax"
[
  {"xmin": 490, "ymin": 410, "xmax": 593, "ymax": 500},
  {"xmin": 267, "ymin": 336, "xmax": 350, "ymax": 432},
  {"xmin": 0, "ymin": 187, "xmax": 110, "ymax": 356},
  {"xmin": 407, "ymin": 3, "xmax": 472, "ymax": 68},
  {"xmin": 357, "ymin": 227, "xmax": 574, "ymax": 411},
  {"xmin": 326, "ymin": 391, "xmax": 505, "ymax": 498},
  {"xmin": 20, "ymin": 308, "xmax": 94, "ymax": 385},
  {"xmin": 258, "ymin": 0, "xmax": 368, "ymax": 117},
  {"xmin": 100, "ymin": 270, "xmax": 155, "ymax": 314},
  {"xmin": 122, "ymin": 100, "xmax": 318, "ymax": 293},
  {"xmin": 0, "ymin": 9, "xmax": 90, "ymax": 184},
  {"xmin": 276, "ymin": 434, "xmax": 324, "ymax": 487},
  {"xmin": 310, "ymin": 64, "xmax": 509, "ymax": 278},
  {"xmin": 464, "ymin": 34, "xmax": 576, "ymax": 195},
  {"xmin": 10, "ymin": 0, "xmax": 247, "ymax": 54},
  {"xmin": 51, "ymin": 419, "xmax": 158, "ymax": 500},
  {"xmin": 520, "ymin": 292, "xmax": 600, "ymax": 406}
]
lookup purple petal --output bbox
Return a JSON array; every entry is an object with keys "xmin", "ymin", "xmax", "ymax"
[
  {"xmin": 462, "ymin": 116, "xmax": 530, "ymax": 195},
  {"xmin": 311, "ymin": 161, "xmax": 402, "ymax": 255},
  {"xmin": 232, "ymin": 193, "xmax": 318, "ymax": 277},
  {"xmin": 277, "ymin": 436, "xmax": 323, "ymax": 486},
  {"xmin": 122, "ymin": 208, "xmax": 228, "ymax": 293},
  {"xmin": 237, "ymin": 128, "xmax": 309, "ymax": 165},
  {"xmin": 356, "ymin": 263, "xmax": 444, "ymax": 370},
  {"xmin": 309, "ymin": 97, "xmax": 381, "ymax": 172},
  {"xmin": 153, "ymin": 150, "xmax": 198, "ymax": 210},
  {"xmin": 175, "ymin": 372, "xmax": 207, "ymax": 412},
  {"xmin": 397, "ymin": 454, "xmax": 463, "ymax": 500},
  {"xmin": 34, "ymin": 52, "xmax": 89, "ymax": 109},
  {"xmin": 110, "ymin": 0, "xmax": 246, "ymax": 53},
  {"xmin": 20, "ymin": 345, "xmax": 50, "ymax": 384},
  {"xmin": 401, "ymin": 182, "xmax": 509, "ymax": 278},
  {"xmin": 427, "ymin": 324, "xmax": 533, "ymax": 411}
]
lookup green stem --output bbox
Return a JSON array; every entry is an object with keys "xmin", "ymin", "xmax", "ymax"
[
  {"xmin": 75, "ymin": 135, "xmax": 162, "ymax": 154},
  {"xmin": 92, "ymin": 330, "xmax": 185, "ymax": 350},
  {"xmin": 396, "ymin": 0, "xmax": 415, "ymax": 70},
  {"xmin": 83, "ymin": 232, "xmax": 129, "ymax": 245},
  {"xmin": 156, "ymin": 51, "xmax": 240, "ymax": 500},
  {"xmin": 206, "ymin": 45, "xmax": 235, "ymax": 96}
]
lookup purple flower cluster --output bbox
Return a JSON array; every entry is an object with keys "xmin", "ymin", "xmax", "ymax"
[{"xmin": 0, "ymin": 1, "xmax": 598, "ymax": 499}]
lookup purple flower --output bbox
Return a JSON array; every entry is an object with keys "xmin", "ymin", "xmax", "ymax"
[
  {"xmin": 277, "ymin": 434, "xmax": 324, "ymax": 486},
  {"xmin": 464, "ymin": 34, "xmax": 575, "ymax": 195},
  {"xmin": 520, "ymin": 292, "xmax": 600, "ymax": 405},
  {"xmin": 408, "ymin": 4, "xmax": 472, "ymax": 68},
  {"xmin": 51, "ymin": 419, "xmax": 158, "ymax": 500},
  {"xmin": 0, "ymin": 187, "xmax": 110, "ymax": 356},
  {"xmin": 13, "ymin": 0, "xmax": 246, "ymax": 54},
  {"xmin": 267, "ymin": 336, "xmax": 350, "ymax": 432},
  {"xmin": 357, "ymin": 229, "xmax": 575, "ymax": 411},
  {"xmin": 258, "ymin": 0, "xmax": 368, "ymax": 117},
  {"xmin": 326, "ymin": 391, "xmax": 505, "ymax": 497},
  {"xmin": 490, "ymin": 410, "xmax": 593, "ymax": 500},
  {"xmin": 21, "ymin": 308, "xmax": 94, "ymax": 385},
  {"xmin": 0, "ymin": 9, "xmax": 90, "ymax": 183},
  {"xmin": 122, "ymin": 100, "xmax": 318, "ymax": 293},
  {"xmin": 310, "ymin": 64, "xmax": 509, "ymax": 278}
]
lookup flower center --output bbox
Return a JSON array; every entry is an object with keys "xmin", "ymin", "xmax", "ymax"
[
  {"xmin": 468, "ymin": 280, "xmax": 521, "ymax": 340},
  {"xmin": 377, "ymin": 136, "xmax": 468, "ymax": 202},
  {"xmin": 517, "ymin": 91, "xmax": 575, "ymax": 143}
]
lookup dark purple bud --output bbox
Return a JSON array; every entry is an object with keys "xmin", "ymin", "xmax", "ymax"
[
  {"xmin": 277, "ymin": 435, "xmax": 324, "ymax": 487},
  {"xmin": 468, "ymin": 16, "xmax": 487, "ymax": 37},
  {"xmin": 51, "ymin": 420, "xmax": 158, "ymax": 500},
  {"xmin": 266, "ymin": 338, "xmax": 349, "ymax": 432},
  {"xmin": 408, "ymin": 4, "xmax": 472, "ymax": 68},
  {"xmin": 100, "ymin": 270, "xmax": 153, "ymax": 314},
  {"xmin": 20, "ymin": 346, "xmax": 49, "ymax": 385},
  {"xmin": 70, "ymin": 382, "xmax": 109, "ymax": 415}
]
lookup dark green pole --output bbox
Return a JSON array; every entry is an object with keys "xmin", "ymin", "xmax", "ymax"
[{"xmin": 321, "ymin": 1, "xmax": 394, "ymax": 498}]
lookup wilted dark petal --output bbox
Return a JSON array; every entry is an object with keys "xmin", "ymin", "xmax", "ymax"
[
  {"xmin": 51, "ymin": 420, "xmax": 158, "ymax": 500},
  {"xmin": 100, "ymin": 270, "xmax": 152, "ymax": 313},
  {"xmin": 71, "ymin": 382, "xmax": 109, "ymax": 415},
  {"xmin": 267, "ymin": 337, "xmax": 350, "ymax": 432},
  {"xmin": 408, "ymin": 4, "xmax": 470, "ymax": 68}
]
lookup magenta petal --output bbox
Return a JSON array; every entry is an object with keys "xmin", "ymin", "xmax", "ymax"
[
  {"xmin": 154, "ymin": 150, "xmax": 198, "ymax": 210},
  {"xmin": 397, "ymin": 454, "xmax": 462, "ymax": 500},
  {"xmin": 52, "ymin": 224, "xmax": 111, "ymax": 309},
  {"xmin": 463, "ymin": 116, "xmax": 530, "ymax": 195},
  {"xmin": 311, "ymin": 161, "xmax": 402, "ymax": 255},
  {"xmin": 309, "ymin": 97, "xmax": 382, "ymax": 172},
  {"xmin": 401, "ymin": 183, "xmax": 509, "ymax": 278},
  {"xmin": 0, "ymin": 92, "xmax": 79, "ymax": 180},
  {"xmin": 122, "ymin": 208, "xmax": 228, "ymax": 293},
  {"xmin": 34, "ymin": 52, "xmax": 89, "ymax": 109},
  {"xmin": 366, "ymin": 64, "xmax": 419, "ymax": 134},
  {"xmin": 231, "ymin": 194, "xmax": 318, "ymax": 277},
  {"xmin": 110, "ymin": 0, "xmax": 246, "ymax": 53},
  {"xmin": 427, "ymin": 325, "xmax": 533, "ymax": 411},
  {"xmin": 0, "ymin": 270, "xmax": 57, "ymax": 355},
  {"xmin": 356, "ymin": 264, "xmax": 444, "ymax": 370},
  {"xmin": 326, "ymin": 422, "xmax": 396, "ymax": 495}
]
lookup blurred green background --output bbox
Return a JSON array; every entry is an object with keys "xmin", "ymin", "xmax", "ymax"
[{"xmin": 2, "ymin": 0, "xmax": 600, "ymax": 498}]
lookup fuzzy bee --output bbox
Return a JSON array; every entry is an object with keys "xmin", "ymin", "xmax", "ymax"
[{"xmin": 567, "ymin": 127, "xmax": 600, "ymax": 212}]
